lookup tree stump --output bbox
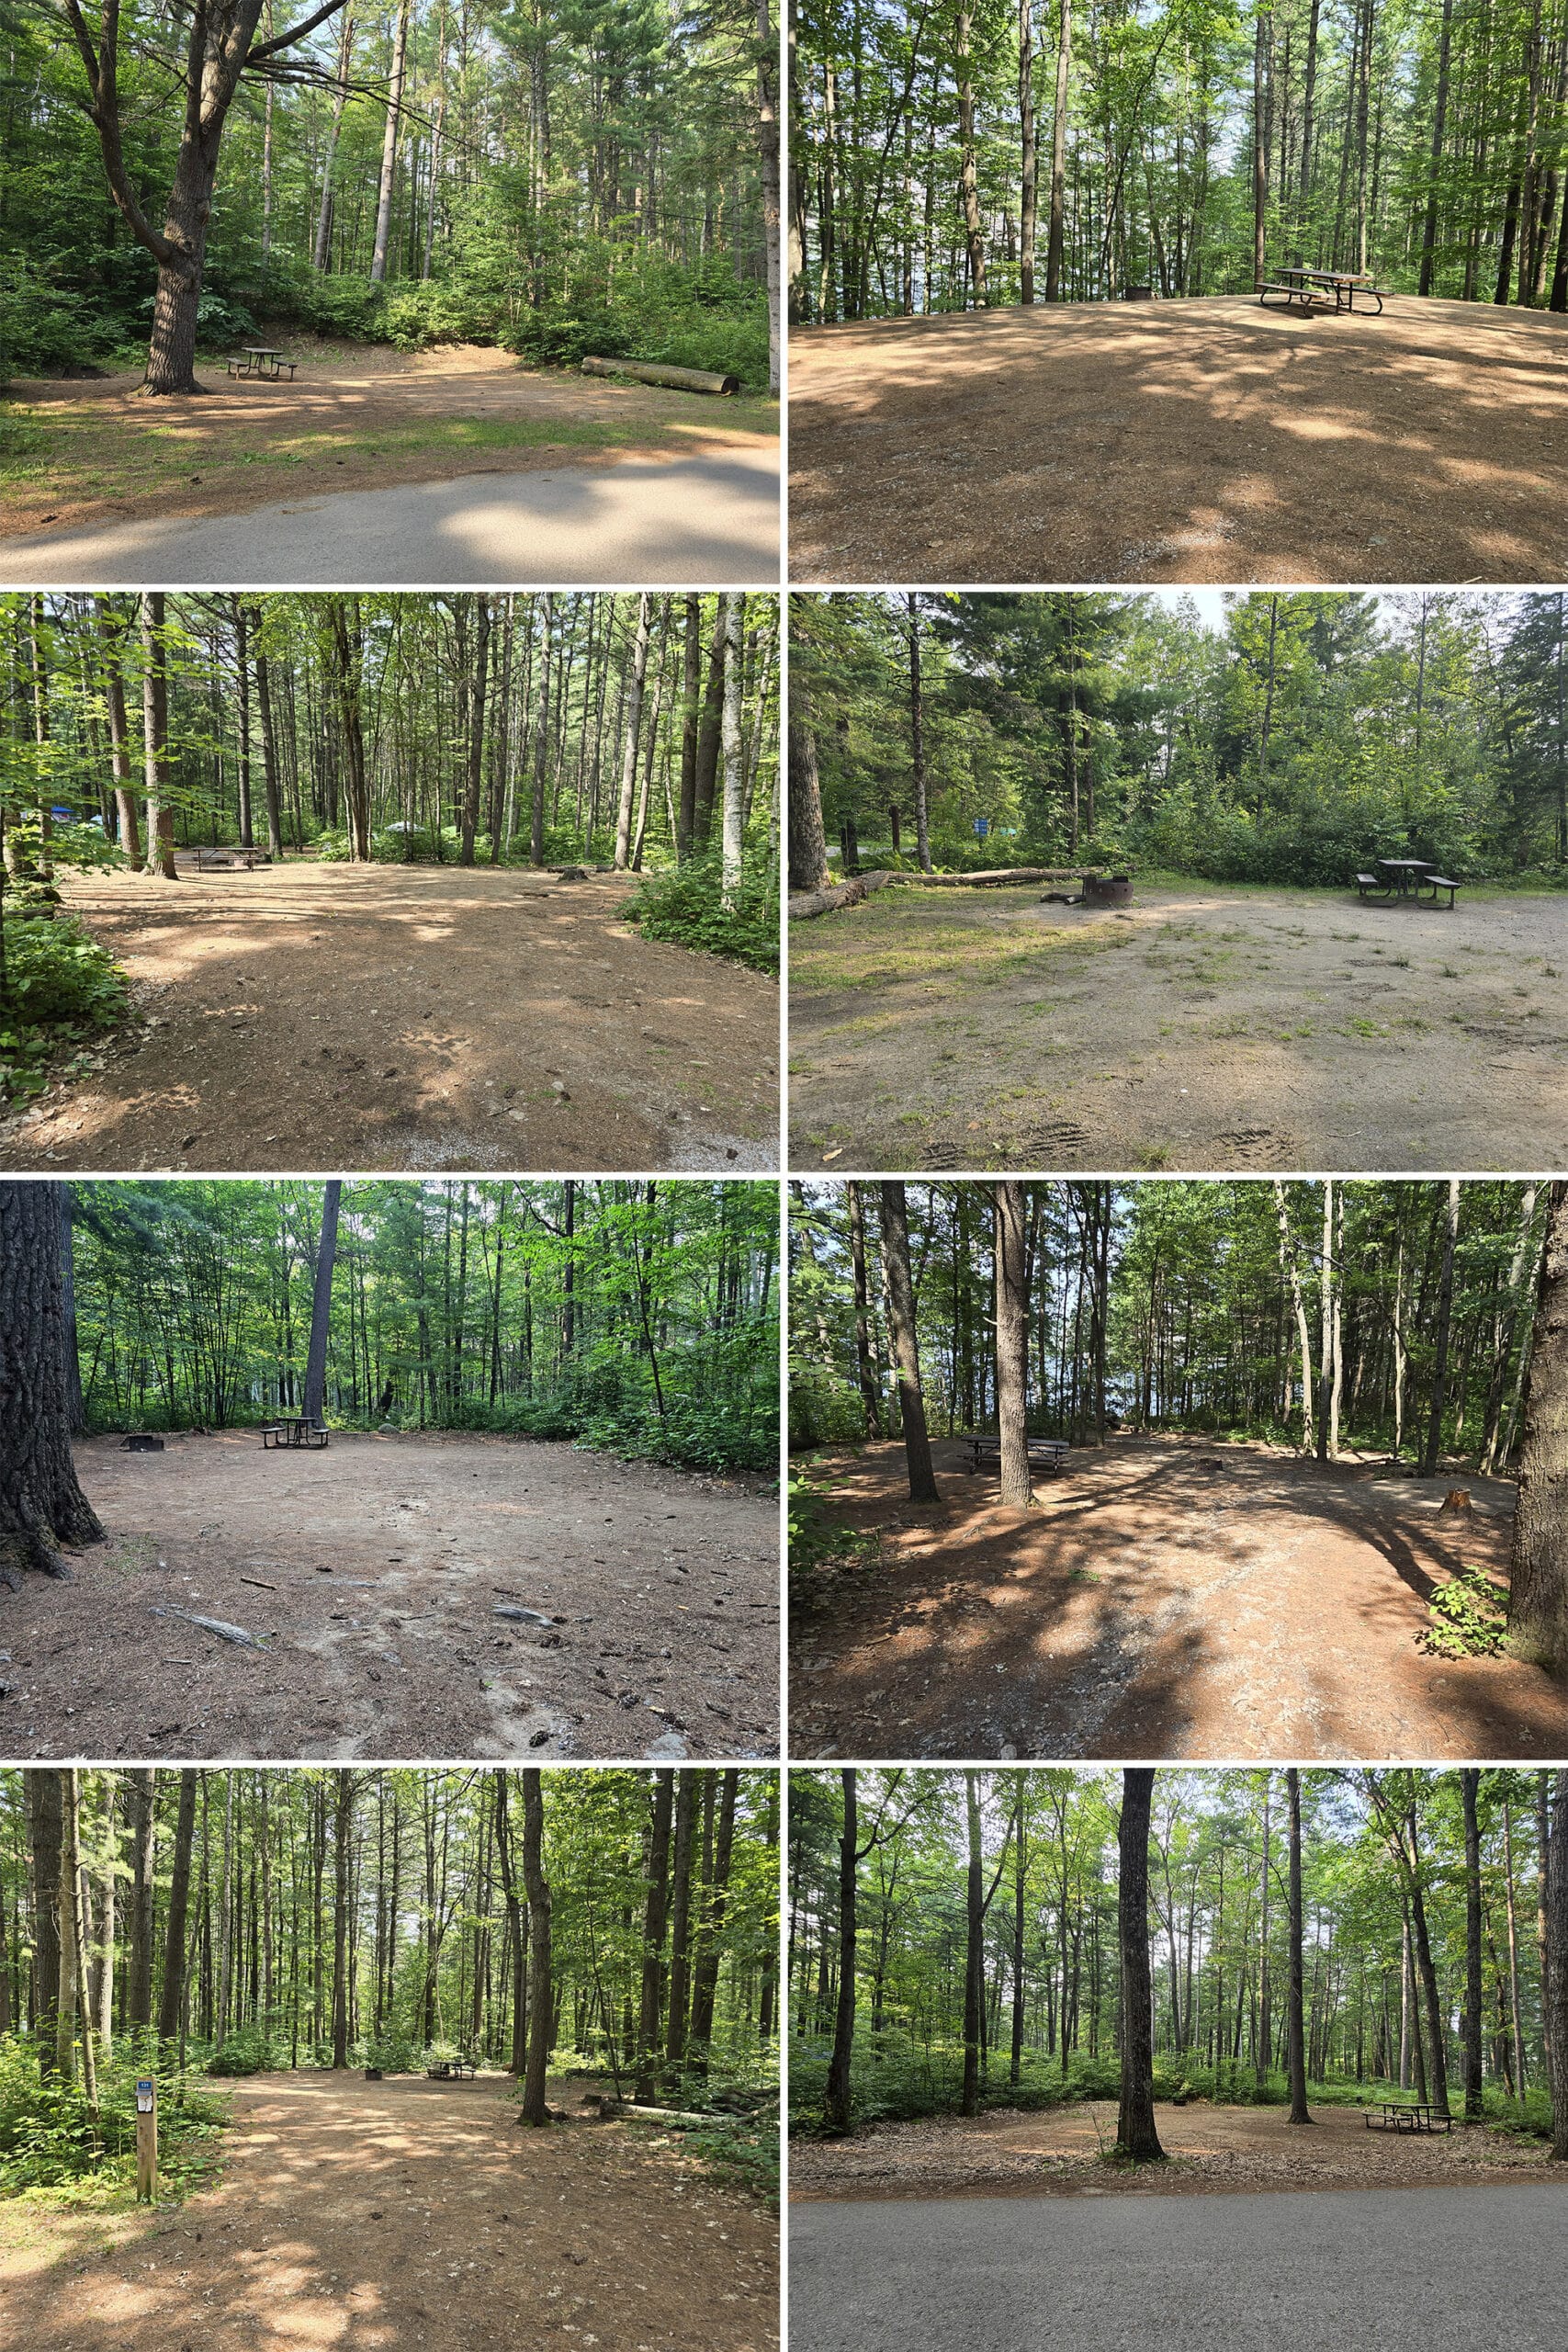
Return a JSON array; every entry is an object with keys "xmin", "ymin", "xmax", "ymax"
[{"xmin": 1439, "ymin": 1488, "xmax": 1474, "ymax": 1515}]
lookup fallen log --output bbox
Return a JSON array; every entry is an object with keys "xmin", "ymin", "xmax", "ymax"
[
  {"xmin": 789, "ymin": 866, "xmax": 1111, "ymax": 919},
  {"xmin": 600, "ymin": 2100, "xmax": 716, "ymax": 2126},
  {"xmin": 581, "ymin": 356, "xmax": 739, "ymax": 396},
  {"xmin": 152, "ymin": 1605, "xmax": 270, "ymax": 1647}
]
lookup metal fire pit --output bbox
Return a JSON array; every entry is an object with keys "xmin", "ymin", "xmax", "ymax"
[
  {"xmin": 1082, "ymin": 872, "xmax": 1133, "ymax": 906},
  {"xmin": 119, "ymin": 1433, "xmax": 165, "ymax": 1453}
]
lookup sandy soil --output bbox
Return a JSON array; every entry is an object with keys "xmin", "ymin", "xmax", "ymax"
[
  {"xmin": 0, "ymin": 862, "xmax": 779, "ymax": 1172},
  {"xmin": 0, "ymin": 1431, "xmax": 779, "ymax": 1761},
  {"xmin": 787, "ymin": 294, "xmax": 1568, "ymax": 584},
  {"xmin": 1, "ymin": 342, "xmax": 776, "ymax": 539},
  {"xmin": 787, "ymin": 881, "xmax": 1568, "ymax": 1173},
  {"xmin": 0, "ymin": 2072, "xmax": 779, "ymax": 2352},
  {"xmin": 788, "ymin": 1433, "xmax": 1568, "ymax": 1761},
  {"xmin": 789, "ymin": 2098, "xmax": 1555, "ymax": 2203}
]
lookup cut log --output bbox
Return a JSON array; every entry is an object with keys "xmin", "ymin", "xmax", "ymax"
[
  {"xmin": 581, "ymin": 356, "xmax": 739, "ymax": 395},
  {"xmin": 789, "ymin": 866, "xmax": 1124, "ymax": 919}
]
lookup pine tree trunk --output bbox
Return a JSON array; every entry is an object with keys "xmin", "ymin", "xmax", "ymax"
[
  {"xmin": 1285, "ymin": 1768, "xmax": 1313, "ymax": 2122},
  {"xmin": 1044, "ymin": 0, "xmax": 1072, "ymax": 299},
  {"xmin": 0, "ymin": 1181, "xmax": 103, "ymax": 1587},
  {"xmin": 635, "ymin": 1771, "xmax": 673, "ymax": 2099},
  {"xmin": 1510, "ymin": 1183, "xmax": 1568, "ymax": 1668},
  {"xmin": 126, "ymin": 1769, "xmax": 156, "ymax": 2030},
  {"xmin": 994, "ymin": 1182, "xmax": 1033, "ymax": 1507},
  {"xmin": 1114, "ymin": 1768, "xmax": 1165, "ymax": 2160},
  {"xmin": 823, "ymin": 1770, "xmax": 857, "ymax": 2132},
  {"xmin": 520, "ymin": 1769, "xmax": 552, "ymax": 2124},
  {"xmin": 156, "ymin": 1770, "xmax": 198, "ymax": 2047},
  {"xmin": 879, "ymin": 1182, "xmax": 940, "ymax": 1501},
  {"xmin": 302, "ymin": 1182, "xmax": 343, "ymax": 1430},
  {"xmin": 1461, "ymin": 1768, "xmax": 1485, "ymax": 2119}
]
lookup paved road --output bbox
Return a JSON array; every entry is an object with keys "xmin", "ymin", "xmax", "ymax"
[
  {"xmin": 791, "ymin": 2185, "xmax": 1568, "ymax": 2352},
  {"xmin": 0, "ymin": 447, "xmax": 779, "ymax": 585}
]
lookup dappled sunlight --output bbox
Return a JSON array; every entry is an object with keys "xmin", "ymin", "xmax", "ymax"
[
  {"xmin": 790, "ymin": 293, "xmax": 1568, "ymax": 582},
  {"xmin": 791, "ymin": 1433, "xmax": 1568, "ymax": 1761}
]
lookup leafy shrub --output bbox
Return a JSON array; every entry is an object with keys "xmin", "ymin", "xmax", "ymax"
[
  {"xmin": 1420, "ymin": 1563, "xmax": 1508, "ymax": 1657},
  {"xmin": 789, "ymin": 1474, "xmax": 878, "ymax": 1578},
  {"xmin": 0, "ymin": 2039, "xmax": 228, "ymax": 2194},
  {"xmin": 0, "ymin": 257, "xmax": 110, "ymax": 379},
  {"xmin": 204, "ymin": 2027, "xmax": 278, "ymax": 2077},
  {"xmin": 625, "ymin": 854, "xmax": 780, "ymax": 975},
  {"xmin": 0, "ymin": 910, "xmax": 127, "ymax": 1102}
]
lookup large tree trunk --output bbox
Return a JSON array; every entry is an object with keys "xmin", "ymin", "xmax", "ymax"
[
  {"xmin": 1045, "ymin": 0, "xmax": 1072, "ymax": 297},
  {"xmin": 519, "ymin": 1769, "xmax": 553, "ymax": 2125},
  {"xmin": 1285, "ymin": 1767, "xmax": 1313, "ymax": 2123},
  {"xmin": 757, "ymin": 0, "xmax": 782, "ymax": 390},
  {"xmin": 635, "ymin": 1770, "xmax": 674, "ymax": 2099},
  {"xmin": 530, "ymin": 594, "xmax": 554, "ymax": 865},
  {"xmin": 1420, "ymin": 1181, "xmax": 1461, "ymax": 1476},
  {"xmin": 665, "ymin": 1771, "xmax": 698, "ymax": 2067},
  {"xmin": 879, "ymin": 1182, "xmax": 939, "ymax": 1502},
  {"xmin": 28, "ymin": 1770, "xmax": 64, "ymax": 2078},
  {"xmin": 686, "ymin": 1770, "xmax": 739, "ymax": 2069},
  {"xmin": 907, "ymin": 596, "xmax": 932, "ymax": 873},
  {"xmin": 0, "ymin": 1182, "xmax": 103, "ymax": 1587},
  {"xmin": 370, "ymin": 0, "xmax": 412, "ymax": 283},
  {"xmin": 1509, "ymin": 1182, "xmax": 1568, "ymax": 1671},
  {"xmin": 719, "ymin": 593, "xmax": 747, "ymax": 907},
  {"xmin": 125, "ymin": 1769, "xmax": 157, "ymax": 2030},
  {"xmin": 1461, "ymin": 1768, "xmax": 1485, "ymax": 2120},
  {"xmin": 331, "ymin": 1769, "xmax": 352, "ymax": 2066},
  {"xmin": 95, "ymin": 599, "xmax": 142, "ymax": 862},
  {"xmin": 155, "ymin": 1770, "xmax": 198, "ymax": 2046},
  {"xmin": 787, "ymin": 683, "xmax": 832, "ymax": 892},
  {"xmin": 459, "ymin": 595, "xmax": 491, "ymax": 866},
  {"xmin": 847, "ymin": 1182, "xmax": 884, "ymax": 1437},
  {"xmin": 140, "ymin": 594, "xmax": 178, "ymax": 878},
  {"xmin": 328, "ymin": 599, "xmax": 372, "ymax": 861},
  {"xmin": 994, "ymin": 1182, "xmax": 1033, "ymax": 1507},
  {"xmin": 142, "ymin": 147, "xmax": 219, "ymax": 396},
  {"xmin": 1018, "ymin": 0, "xmax": 1038, "ymax": 300},
  {"xmin": 1114, "ymin": 1768, "xmax": 1165, "ymax": 2161},
  {"xmin": 302, "ymin": 1182, "xmax": 343, "ymax": 1430},
  {"xmin": 823, "ymin": 1769, "xmax": 857, "ymax": 2132},
  {"xmin": 614, "ymin": 594, "xmax": 653, "ymax": 870}
]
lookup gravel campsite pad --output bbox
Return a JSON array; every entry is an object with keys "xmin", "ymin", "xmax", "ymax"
[
  {"xmin": 1, "ymin": 1431, "xmax": 779, "ymax": 1759},
  {"xmin": 788, "ymin": 2099, "xmax": 1557, "ymax": 2203},
  {"xmin": 788, "ymin": 881, "xmax": 1568, "ymax": 1174},
  {"xmin": 0, "ymin": 341, "xmax": 777, "ymax": 542},
  {"xmin": 0, "ymin": 2072, "xmax": 779, "ymax": 2352},
  {"xmin": 789, "ymin": 1435, "xmax": 1568, "ymax": 1762},
  {"xmin": 0, "ymin": 863, "xmax": 779, "ymax": 1173},
  {"xmin": 788, "ymin": 294, "xmax": 1568, "ymax": 584}
]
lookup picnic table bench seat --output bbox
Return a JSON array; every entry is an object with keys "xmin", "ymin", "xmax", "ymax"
[
  {"xmin": 1355, "ymin": 871, "xmax": 1393, "ymax": 899},
  {"xmin": 1420, "ymin": 874, "xmax": 1461, "ymax": 909}
]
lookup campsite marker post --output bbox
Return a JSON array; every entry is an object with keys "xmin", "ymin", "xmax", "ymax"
[{"xmin": 135, "ymin": 2077, "xmax": 157, "ymax": 2203}]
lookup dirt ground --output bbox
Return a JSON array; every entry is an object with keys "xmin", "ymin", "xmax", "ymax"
[
  {"xmin": 787, "ymin": 879, "xmax": 1568, "ymax": 1173},
  {"xmin": 0, "ymin": 1431, "xmax": 778, "ymax": 1760},
  {"xmin": 0, "ymin": 2072, "xmax": 779, "ymax": 2352},
  {"xmin": 0, "ymin": 862, "xmax": 779, "ymax": 1172},
  {"xmin": 0, "ymin": 342, "xmax": 776, "ymax": 540},
  {"xmin": 788, "ymin": 294, "xmax": 1568, "ymax": 584},
  {"xmin": 789, "ymin": 1433, "xmax": 1568, "ymax": 1761},
  {"xmin": 788, "ymin": 2098, "xmax": 1555, "ymax": 2203}
]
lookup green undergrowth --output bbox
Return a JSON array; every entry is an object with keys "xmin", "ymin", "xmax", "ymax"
[
  {"xmin": 1420, "ymin": 1562, "xmax": 1510, "ymax": 1657},
  {"xmin": 0, "ymin": 2039, "xmax": 229, "ymax": 2199},
  {"xmin": 0, "ymin": 909, "xmax": 128, "ymax": 1104},
  {"xmin": 788, "ymin": 1471, "xmax": 880, "ymax": 1580},
  {"xmin": 625, "ymin": 855, "xmax": 781, "ymax": 976}
]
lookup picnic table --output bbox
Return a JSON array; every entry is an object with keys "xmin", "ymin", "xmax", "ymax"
[
  {"xmin": 960, "ymin": 1433, "xmax": 1071, "ymax": 1476},
  {"xmin": 1258, "ymin": 266, "xmax": 1384, "ymax": 315},
  {"xmin": 229, "ymin": 345, "xmax": 298, "ymax": 381},
  {"xmin": 425, "ymin": 2059, "xmax": 479, "ymax": 2081},
  {"xmin": 194, "ymin": 845, "xmax": 268, "ymax": 872},
  {"xmin": 1355, "ymin": 859, "xmax": 1462, "ymax": 909},
  {"xmin": 1365, "ymin": 2099, "xmax": 1452, "ymax": 2133},
  {"xmin": 262, "ymin": 1417, "xmax": 330, "ymax": 1451}
]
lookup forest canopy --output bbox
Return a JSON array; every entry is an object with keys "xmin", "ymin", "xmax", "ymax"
[
  {"xmin": 791, "ymin": 0, "xmax": 1568, "ymax": 319},
  {"xmin": 791, "ymin": 1177, "xmax": 1546, "ymax": 1484},
  {"xmin": 788, "ymin": 1767, "xmax": 1568, "ymax": 2155},
  {"xmin": 0, "ymin": 1764, "xmax": 780, "ymax": 2194},
  {"xmin": 790, "ymin": 589, "xmax": 1568, "ymax": 886},
  {"xmin": 73, "ymin": 1177, "xmax": 781, "ymax": 1474},
  {"xmin": 3, "ymin": 0, "xmax": 780, "ymax": 390}
]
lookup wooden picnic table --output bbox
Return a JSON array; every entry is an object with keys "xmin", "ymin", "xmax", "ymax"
[
  {"xmin": 1259, "ymin": 266, "xmax": 1384, "ymax": 315},
  {"xmin": 1365, "ymin": 2098, "xmax": 1452, "ymax": 2133},
  {"xmin": 425, "ymin": 2059, "xmax": 479, "ymax": 2081},
  {"xmin": 960, "ymin": 1433, "xmax": 1071, "ymax": 1475},
  {"xmin": 262, "ymin": 1417, "xmax": 329, "ymax": 1451},
  {"xmin": 193, "ymin": 845, "xmax": 268, "ymax": 872},
  {"xmin": 229, "ymin": 345, "xmax": 298, "ymax": 381},
  {"xmin": 1378, "ymin": 857, "xmax": 1435, "ymax": 896}
]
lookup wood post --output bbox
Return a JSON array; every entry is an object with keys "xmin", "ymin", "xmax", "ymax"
[{"xmin": 135, "ymin": 2076, "xmax": 157, "ymax": 2202}]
